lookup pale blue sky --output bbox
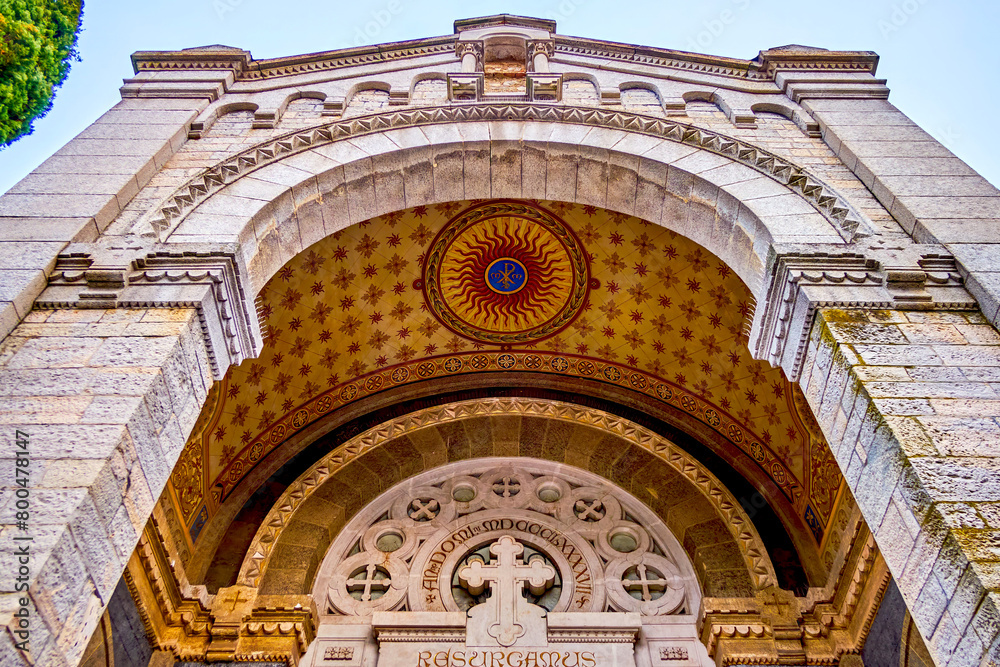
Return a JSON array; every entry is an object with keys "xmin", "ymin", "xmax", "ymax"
[{"xmin": 0, "ymin": 0, "xmax": 996, "ymax": 194}]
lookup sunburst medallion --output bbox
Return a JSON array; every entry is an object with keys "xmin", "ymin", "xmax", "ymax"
[{"xmin": 423, "ymin": 201, "xmax": 590, "ymax": 344}]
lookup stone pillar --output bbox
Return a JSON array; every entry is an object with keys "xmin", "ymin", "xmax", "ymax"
[
  {"xmin": 528, "ymin": 40, "xmax": 553, "ymax": 73},
  {"xmin": 0, "ymin": 306, "xmax": 213, "ymax": 665},
  {"xmin": 803, "ymin": 97, "xmax": 1000, "ymax": 332},
  {"xmin": 762, "ymin": 45, "xmax": 1000, "ymax": 332},
  {"xmin": 801, "ymin": 308, "xmax": 1000, "ymax": 665},
  {"xmin": 0, "ymin": 47, "xmax": 249, "ymax": 343},
  {"xmin": 456, "ymin": 41, "xmax": 482, "ymax": 73}
]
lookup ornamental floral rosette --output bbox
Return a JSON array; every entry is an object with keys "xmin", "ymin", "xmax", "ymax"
[{"xmin": 422, "ymin": 201, "xmax": 590, "ymax": 345}]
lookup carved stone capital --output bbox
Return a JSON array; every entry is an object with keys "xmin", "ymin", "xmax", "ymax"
[
  {"xmin": 128, "ymin": 520, "xmax": 317, "ymax": 665},
  {"xmin": 39, "ymin": 242, "xmax": 262, "ymax": 379},
  {"xmin": 527, "ymin": 39, "xmax": 555, "ymax": 61},
  {"xmin": 455, "ymin": 40, "xmax": 484, "ymax": 68},
  {"xmin": 235, "ymin": 596, "xmax": 317, "ymax": 663},
  {"xmin": 749, "ymin": 244, "xmax": 976, "ymax": 380}
]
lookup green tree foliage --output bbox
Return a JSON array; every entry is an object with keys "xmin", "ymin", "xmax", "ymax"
[{"xmin": 0, "ymin": 0, "xmax": 84, "ymax": 147}]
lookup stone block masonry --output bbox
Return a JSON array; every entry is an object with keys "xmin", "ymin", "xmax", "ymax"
[
  {"xmin": 0, "ymin": 307, "xmax": 211, "ymax": 666},
  {"xmin": 801, "ymin": 308, "xmax": 1000, "ymax": 666}
]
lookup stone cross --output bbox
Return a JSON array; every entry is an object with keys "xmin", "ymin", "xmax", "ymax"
[
  {"xmin": 623, "ymin": 564, "xmax": 669, "ymax": 602},
  {"xmin": 458, "ymin": 535, "xmax": 556, "ymax": 647},
  {"xmin": 347, "ymin": 564, "xmax": 390, "ymax": 602},
  {"xmin": 222, "ymin": 588, "xmax": 251, "ymax": 612}
]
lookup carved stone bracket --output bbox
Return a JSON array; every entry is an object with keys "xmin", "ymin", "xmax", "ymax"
[
  {"xmin": 39, "ymin": 242, "xmax": 263, "ymax": 379},
  {"xmin": 126, "ymin": 518, "xmax": 317, "ymax": 665},
  {"xmin": 447, "ymin": 73, "xmax": 484, "ymax": 101},
  {"xmin": 527, "ymin": 73, "xmax": 562, "ymax": 101},
  {"xmin": 750, "ymin": 244, "xmax": 977, "ymax": 380}
]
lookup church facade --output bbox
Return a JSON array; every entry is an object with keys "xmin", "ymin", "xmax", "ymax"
[{"xmin": 1, "ymin": 14, "xmax": 998, "ymax": 667}]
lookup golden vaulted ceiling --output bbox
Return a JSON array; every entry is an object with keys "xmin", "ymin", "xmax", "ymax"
[{"xmin": 169, "ymin": 199, "xmax": 844, "ymax": 563}]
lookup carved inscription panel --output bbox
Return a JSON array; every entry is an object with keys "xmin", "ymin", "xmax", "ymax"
[{"xmin": 381, "ymin": 644, "xmax": 626, "ymax": 667}]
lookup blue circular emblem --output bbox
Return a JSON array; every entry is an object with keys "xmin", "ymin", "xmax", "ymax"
[{"xmin": 486, "ymin": 258, "xmax": 527, "ymax": 294}]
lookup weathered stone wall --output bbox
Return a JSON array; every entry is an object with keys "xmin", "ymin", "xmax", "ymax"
[
  {"xmin": 0, "ymin": 307, "xmax": 211, "ymax": 665},
  {"xmin": 0, "ymin": 98, "xmax": 210, "ymax": 342},
  {"xmin": 801, "ymin": 308, "xmax": 1000, "ymax": 664}
]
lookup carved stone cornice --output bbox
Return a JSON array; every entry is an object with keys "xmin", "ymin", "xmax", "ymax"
[
  {"xmin": 750, "ymin": 245, "xmax": 977, "ymax": 380},
  {"xmin": 454, "ymin": 14, "xmax": 556, "ymax": 34},
  {"xmin": 236, "ymin": 597, "xmax": 317, "ymax": 664},
  {"xmin": 554, "ymin": 36, "xmax": 758, "ymax": 79},
  {"xmin": 131, "ymin": 48, "xmax": 252, "ymax": 74},
  {"xmin": 126, "ymin": 24, "xmax": 876, "ymax": 87},
  {"xmin": 245, "ymin": 39, "xmax": 457, "ymax": 81},
  {"xmin": 699, "ymin": 526, "xmax": 888, "ymax": 664},
  {"xmin": 754, "ymin": 47, "xmax": 880, "ymax": 78},
  {"xmin": 133, "ymin": 103, "xmax": 874, "ymax": 243},
  {"xmin": 38, "ymin": 243, "xmax": 263, "ymax": 378},
  {"xmin": 132, "ymin": 39, "xmax": 457, "ymax": 82},
  {"xmin": 547, "ymin": 630, "xmax": 638, "ymax": 644},
  {"xmin": 554, "ymin": 37, "xmax": 877, "ymax": 84},
  {"xmin": 370, "ymin": 609, "xmax": 641, "ymax": 645}
]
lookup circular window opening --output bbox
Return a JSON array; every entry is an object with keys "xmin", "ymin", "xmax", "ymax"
[
  {"xmin": 376, "ymin": 531, "xmax": 404, "ymax": 553},
  {"xmin": 537, "ymin": 484, "xmax": 561, "ymax": 503},
  {"xmin": 609, "ymin": 531, "xmax": 638, "ymax": 553}
]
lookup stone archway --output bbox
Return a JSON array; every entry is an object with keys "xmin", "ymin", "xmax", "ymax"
[
  {"xmin": 1, "ymin": 69, "xmax": 993, "ymax": 667},
  {"xmin": 173, "ymin": 199, "xmax": 830, "ymax": 597},
  {"xmin": 133, "ymin": 106, "xmax": 868, "ymax": 297},
  {"xmin": 238, "ymin": 398, "xmax": 777, "ymax": 598}
]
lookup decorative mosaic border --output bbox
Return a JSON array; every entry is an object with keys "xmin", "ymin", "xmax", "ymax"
[
  {"xmin": 217, "ymin": 350, "xmax": 804, "ymax": 505},
  {"xmin": 235, "ymin": 396, "xmax": 779, "ymax": 593},
  {"xmin": 137, "ymin": 104, "xmax": 873, "ymax": 241}
]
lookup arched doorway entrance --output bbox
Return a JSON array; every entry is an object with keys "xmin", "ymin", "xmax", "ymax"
[{"xmin": 9, "ymin": 18, "xmax": 984, "ymax": 659}]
